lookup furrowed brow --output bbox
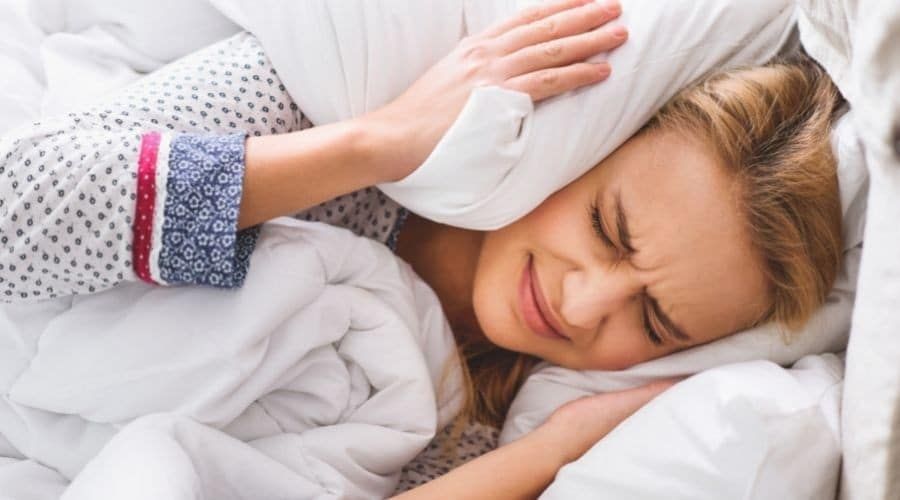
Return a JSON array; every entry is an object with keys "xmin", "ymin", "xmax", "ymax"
[
  {"xmin": 615, "ymin": 191, "xmax": 635, "ymax": 254},
  {"xmin": 616, "ymin": 189, "xmax": 690, "ymax": 343}
]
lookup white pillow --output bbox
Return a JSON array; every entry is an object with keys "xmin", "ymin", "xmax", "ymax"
[
  {"xmin": 500, "ymin": 247, "xmax": 857, "ymax": 446},
  {"xmin": 209, "ymin": 0, "xmax": 796, "ymax": 229},
  {"xmin": 539, "ymin": 355, "xmax": 843, "ymax": 500}
]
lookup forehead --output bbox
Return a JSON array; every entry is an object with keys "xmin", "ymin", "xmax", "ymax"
[{"xmin": 599, "ymin": 131, "xmax": 770, "ymax": 341}]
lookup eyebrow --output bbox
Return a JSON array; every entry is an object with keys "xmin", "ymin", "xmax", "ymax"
[
  {"xmin": 647, "ymin": 295, "xmax": 692, "ymax": 343},
  {"xmin": 615, "ymin": 191, "xmax": 693, "ymax": 344}
]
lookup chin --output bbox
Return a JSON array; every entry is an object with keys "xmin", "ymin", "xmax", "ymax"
[
  {"xmin": 470, "ymin": 278, "xmax": 529, "ymax": 358},
  {"xmin": 470, "ymin": 290, "xmax": 512, "ymax": 348}
]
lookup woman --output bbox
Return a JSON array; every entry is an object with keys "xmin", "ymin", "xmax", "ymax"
[
  {"xmin": 0, "ymin": 0, "xmax": 842, "ymax": 496},
  {"xmin": 391, "ymin": 55, "xmax": 843, "ymax": 498},
  {"xmin": 414, "ymin": 54, "xmax": 844, "ymax": 431}
]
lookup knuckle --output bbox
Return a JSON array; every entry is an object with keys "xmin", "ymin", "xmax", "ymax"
[
  {"xmin": 463, "ymin": 59, "xmax": 489, "ymax": 79},
  {"xmin": 461, "ymin": 41, "xmax": 491, "ymax": 62},
  {"xmin": 461, "ymin": 54, "xmax": 493, "ymax": 79},
  {"xmin": 538, "ymin": 70, "xmax": 559, "ymax": 87},
  {"xmin": 521, "ymin": 6, "xmax": 545, "ymax": 23},
  {"xmin": 537, "ymin": 19, "xmax": 558, "ymax": 37},
  {"xmin": 542, "ymin": 41, "xmax": 564, "ymax": 59}
]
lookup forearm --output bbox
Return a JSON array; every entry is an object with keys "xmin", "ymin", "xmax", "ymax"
[
  {"xmin": 0, "ymin": 33, "xmax": 305, "ymax": 301},
  {"xmin": 393, "ymin": 425, "xmax": 570, "ymax": 500},
  {"xmin": 395, "ymin": 381, "xmax": 680, "ymax": 499},
  {"xmin": 238, "ymin": 118, "xmax": 394, "ymax": 230},
  {"xmin": 0, "ymin": 108, "xmax": 399, "ymax": 301}
]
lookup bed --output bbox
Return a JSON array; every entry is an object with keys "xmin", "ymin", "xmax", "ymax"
[{"xmin": 0, "ymin": 0, "xmax": 895, "ymax": 498}]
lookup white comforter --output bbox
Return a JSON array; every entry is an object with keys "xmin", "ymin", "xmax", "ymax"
[{"xmin": 0, "ymin": 218, "xmax": 462, "ymax": 500}]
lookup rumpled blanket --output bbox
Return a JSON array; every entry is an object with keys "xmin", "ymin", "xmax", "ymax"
[{"xmin": 0, "ymin": 218, "xmax": 462, "ymax": 500}]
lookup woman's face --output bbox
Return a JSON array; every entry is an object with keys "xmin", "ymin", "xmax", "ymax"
[{"xmin": 471, "ymin": 130, "xmax": 771, "ymax": 370}]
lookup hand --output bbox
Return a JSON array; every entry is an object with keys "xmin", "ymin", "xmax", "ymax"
[
  {"xmin": 540, "ymin": 379, "xmax": 681, "ymax": 465},
  {"xmin": 361, "ymin": 0, "xmax": 627, "ymax": 182},
  {"xmin": 391, "ymin": 378, "xmax": 678, "ymax": 500}
]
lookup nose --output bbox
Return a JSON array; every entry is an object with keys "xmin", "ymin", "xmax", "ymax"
[{"xmin": 559, "ymin": 264, "xmax": 642, "ymax": 331}]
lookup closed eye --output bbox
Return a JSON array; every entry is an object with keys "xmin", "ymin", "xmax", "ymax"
[
  {"xmin": 642, "ymin": 303, "xmax": 664, "ymax": 345},
  {"xmin": 589, "ymin": 201, "xmax": 616, "ymax": 249}
]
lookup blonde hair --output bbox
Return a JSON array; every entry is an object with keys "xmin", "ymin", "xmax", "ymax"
[
  {"xmin": 452, "ymin": 55, "xmax": 843, "ymax": 430},
  {"xmin": 642, "ymin": 56, "xmax": 843, "ymax": 330}
]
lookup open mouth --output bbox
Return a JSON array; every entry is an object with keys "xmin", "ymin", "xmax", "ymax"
[{"xmin": 518, "ymin": 254, "xmax": 569, "ymax": 341}]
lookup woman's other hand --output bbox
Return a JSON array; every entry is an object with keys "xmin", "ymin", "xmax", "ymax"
[
  {"xmin": 541, "ymin": 379, "xmax": 681, "ymax": 465},
  {"xmin": 391, "ymin": 378, "xmax": 677, "ymax": 500},
  {"xmin": 362, "ymin": 0, "xmax": 627, "ymax": 183}
]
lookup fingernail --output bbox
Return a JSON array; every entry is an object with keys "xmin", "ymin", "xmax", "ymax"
[
  {"xmin": 604, "ymin": 0, "xmax": 621, "ymax": 15},
  {"xmin": 610, "ymin": 25, "xmax": 627, "ymax": 39},
  {"xmin": 594, "ymin": 62, "xmax": 611, "ymax": 77}
]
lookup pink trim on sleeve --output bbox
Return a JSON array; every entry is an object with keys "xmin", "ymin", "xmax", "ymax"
[{"xmin": 132, "ymin": 132, "xmax": 161, "ymax": 285}]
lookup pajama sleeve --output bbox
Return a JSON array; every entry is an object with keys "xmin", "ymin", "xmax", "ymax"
[
  {"xmin": 0, "ymin": 123, "xmax": 259, "ymax": 302},
  {"xmin": 132, "ymin": 131, "xmax": 259, "ymax": 288},
  {"xmin": 0, "ymin": 32, "xmax": 307, "ymax": 303}
]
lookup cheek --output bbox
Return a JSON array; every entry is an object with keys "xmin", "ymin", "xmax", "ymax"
[
  {"xmin": 471, "ymin": 230, "xmax": 527, "ymax": 349},
  {"xmin": 584, "ymin": 333, "xmax": 692, "ymax": 370},
  {"xmin": 525, "ymin": 191, "xmax": 576, "ymax": 233},
  {"xmin": 583, "ymin": 337, "xmax": 653, "ymax": 370},
  {"xmin": 579, "ymin": 315, "xmax": 666, "ymax": 370}
]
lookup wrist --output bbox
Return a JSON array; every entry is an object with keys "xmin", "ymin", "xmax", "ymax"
[
  {"xmin": 351, "ymin": 111, "xmax": 424, "ymax": 184},
  {"xmin": 531, "ymin": 419, "xmax": 584, "ymax": 471}
]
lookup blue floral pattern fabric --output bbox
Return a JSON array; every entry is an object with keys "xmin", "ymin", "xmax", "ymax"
[{"xmin": 159, "ymin": 133, "xmax": 259, "ymax": 287}]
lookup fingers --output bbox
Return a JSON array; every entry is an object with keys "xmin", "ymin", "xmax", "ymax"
[
  {"xmin": 504, "ymin": 61, "xmax": 611, "ymax": 102},
  {"xmin": 499, "ymin": 23, "xmax": 626, "ymax": 85},
  {"xmin": 635, "ymin": 378, "xmax": 682, "ymax": 397},
  {"xmin": 541, "ymin": 378, "xmax": 681, "ymax": 461},
  {"xmin": 490, "ymin": 1, "xmax": 627, "ymax": 102},
  {"xmin": 496, "ymin": 0, "xmax": 622, "ymax": 55},
  {"xmin": 478, "ymin": 0, "xmax": 594, "ymax": 39},
  {"xmin": 601, "ymin": 379, "xmax": 680, "ymax": 419}
]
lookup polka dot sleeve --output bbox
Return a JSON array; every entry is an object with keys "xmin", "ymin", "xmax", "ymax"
[
  {"xmin": 0, "ymin": 33, "xmax": 299, "ymax": 302},
  {"xmin": 0, "ymin": 32, "xmax": 407, "ymax": 302},
  {"xmin": 0, "ymin": 124, "xmax": 143, "ymax": 301},
  {"xmin": 0, "ymin": 125, "xmax": 258, "ymax": 301}
]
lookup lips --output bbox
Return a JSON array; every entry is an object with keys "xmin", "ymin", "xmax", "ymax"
[{"xmin": 518, "ymin": 254, "xmax": 569, "ymax": 341}]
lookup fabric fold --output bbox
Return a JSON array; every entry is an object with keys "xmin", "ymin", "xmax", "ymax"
[{"xmin": 2, "ymin": 218, "xmax": 463, "ymax": 499}]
